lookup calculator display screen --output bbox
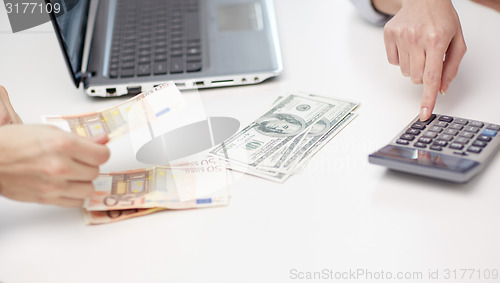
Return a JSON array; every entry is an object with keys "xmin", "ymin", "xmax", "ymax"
[{"xmin": 375, "ymin": 145, "xmax": 479, "ymax": 173}]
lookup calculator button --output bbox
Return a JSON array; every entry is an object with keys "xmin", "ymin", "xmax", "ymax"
[
  {"xmin": 418, "ymin": 137, "xmax": 433, "ymax": 144},
  {"xmin": 396, "ymin": 139, "xmax": 410, "ymax": 145},
  {"xmin": 435, "ymin": 121, "xmax": 449, "ymax": 127},
  {"xmin": 467, "ymin": 146, "xmax": 482, "ymax": 154},
  {"xmin": 438, "ymin": 116, "xmax": 454, "ymax": 122},
  {"xmin": 430, "ymin": 145, "xmax": 443, "ymax": 151},
  {"xmin": 454, "ymin": 137, "xmax": 470, "ymax": 144},
  {"xmin": 433, "ymin": 140, "xmax": 448, "ymax": 147},
  {"xmin": 459, "ymin": 131, "xmax": 474, "ymax": 139},
  {"xmin": 472, "ymin": 140, "xmax": 487, "ymax": 147},
  {"xmin": 413, "ymin": 142, "xmax": 427, "ymax": 148},
  {"xmin": 470, "ymin": 121, "xmax": 484, "ymax": 128},
  {"xmin": 486, "ymin": 124, "xmax": 500, "ymax": 131},
  {"xmin": 423, "ymin": 131, "xmax": 438, "ymax": 138},
  {"xmin": 477, "ymin": 135, "xmax": 492, "ymax": 142},
  {"xmin": 429, "ymin": 126, "xmax": 443, "ymax": 133},
  {"xmin": 419, "ymin": 114, "xmax": 436, "ymax": 124},
  {"xmin": 454, "ymin": 118, "xmax": 469, "ymax": 125},
  {"xmin": 449, "ymin": 123, "xmax": 464, "ymax": 131},
  {"xmin": 449, "ymin": 143, "xmax": 464, "ymax": 150},
  {"xmin": 400, "ymin": 134, "xmax": 415, "ymax": 141},
  {"xmin": 411, "ymin": 123, "xmax": 426, "ymax": 130},
  {"xmin": 443, "ymin": 129, "xmax": 458, "ymax": 136},
  {"xmin": 406, "ymin": 128, "xmax": 421, "ymax": 135},
  {"xmin": 481, "ymin": 129, "xmax": 497, "ymax": 137},
  {"xmin": 437, "ymin": 134, "xmax": 453, "ymax": 141},
  {"xmin": 464, "ymin": 126, "xmax": 480, "ymax": 133}
]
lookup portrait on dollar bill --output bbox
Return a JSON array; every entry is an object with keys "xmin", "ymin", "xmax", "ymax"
[{"xmin": 255, "ymin": 113, "xmax": 307, "ymax": 137}]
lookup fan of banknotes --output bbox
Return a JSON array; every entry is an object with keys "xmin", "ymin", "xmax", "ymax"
[{"xmin": 43, "ymin": 83, "xmax": 359, "ymax": 224}]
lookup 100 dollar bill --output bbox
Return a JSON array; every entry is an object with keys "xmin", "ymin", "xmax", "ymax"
[{"xmin": 210, "ymin": 94, "xmax": 335, "ymax": 168}]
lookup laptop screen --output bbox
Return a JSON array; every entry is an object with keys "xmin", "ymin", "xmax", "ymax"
[{"xmin": 46, "ymin": 0, "xmax": 90, "ymax": 87}]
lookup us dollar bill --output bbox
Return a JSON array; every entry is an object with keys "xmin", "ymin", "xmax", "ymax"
[
  {"xmin": 255, "ymin": 112, "xmax": 359, "ymax": 182},
  {"xmin": 258, "ymin": 95, "xmax": 359, "ymax": 171},
  {"xmin": 210, "ymin": 94, "xmax": 335, "ymax": 169},
  {"xmin": 272, "ymin": 95, "xmax": 359, "ymax": 172},
  {"xmin": 42, "ymin": 82, "xmax": 185, "ymax": 140},
  {"xmin": 211, "ymin": 94, "xmax": 359, "ymax": 182}
]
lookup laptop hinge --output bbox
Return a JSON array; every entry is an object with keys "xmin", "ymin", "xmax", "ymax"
[{"xmin": 76, "ymin": 72, "xmax": 93, "ymax": 83}]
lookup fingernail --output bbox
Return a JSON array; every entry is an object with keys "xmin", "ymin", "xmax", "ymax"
[
  {"xmin": 440, "ymin": 89, "xmax": 446, "ymax": 96},
  {"xmin": 420, "ymin": 107, "xmax": 430, "ymax": 121}
]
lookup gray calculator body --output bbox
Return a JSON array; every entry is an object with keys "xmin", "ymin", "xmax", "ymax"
[{"xmin": 369, "ymin": 114, "xmax": 500, "ymax": 183}]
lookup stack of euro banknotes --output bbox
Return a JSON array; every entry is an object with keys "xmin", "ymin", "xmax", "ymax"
[{"xmin": 44, "ymin": 83, "xmax": 358, "ymax": 224}]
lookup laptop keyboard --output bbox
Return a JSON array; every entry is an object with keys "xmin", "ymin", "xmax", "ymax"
[{"xmin": 109, "ymin": 0, "xmax": 203, "ymax": 79}]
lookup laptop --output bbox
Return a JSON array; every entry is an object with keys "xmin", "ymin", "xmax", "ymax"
[{"xmin": 45, "ymin": 0, "xmax": 283, "ymax": 97}]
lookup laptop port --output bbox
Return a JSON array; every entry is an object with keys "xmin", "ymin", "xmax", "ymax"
[
  {"xmin": 175, "ymin": 82, "xmax": 186, "ymax": 87},
  {"xmin": 106, "ymin": 88, "xmax": 116, "ymax": 95},
  {"xmin": 127, "ymin": 86, "xmax": 142, "ymax": 95},
  {"xmin": 211, "ymin": 80, "xmax": 234, "ymax": 86},
  {"xmin": 195, "ymin": 81, "xmax": 205, "ymax": 86}
]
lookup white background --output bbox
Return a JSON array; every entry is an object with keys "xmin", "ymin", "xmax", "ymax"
[{"xmin": 1, "ymin": 0, "xmax": 500, "ymax": 282}]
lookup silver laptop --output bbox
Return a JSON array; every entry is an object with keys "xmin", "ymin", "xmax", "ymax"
[{"xmin": 45, "ymin": 0, "xmax": 283, "ymax": 97}]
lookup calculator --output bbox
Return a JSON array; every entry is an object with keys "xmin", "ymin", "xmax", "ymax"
[{"xmin": 369, "ymin": 114, "xmax": 500, "ymax": 183}]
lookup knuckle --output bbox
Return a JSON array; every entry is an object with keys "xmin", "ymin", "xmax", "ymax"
[
  {"xmin": 384, "ymin": 24, "xmax": 400, "ymax": 38},
  {"xmin": 100, "ymin": 147, "xmax": 111, "ymax": 164},
  {"xmin": 411, "ymin": 76, "xmax": 423, "ymax": 85},
  {"xmin": 388, "ymin": 58, "xmax": 399, "ymax": 66},
  {"xmin": 36, "ymin": 196, "xmax": 53, "ymax": 205},
  {"xmin": 43, "ymin": 157, "xmax": 70, "ymax": 177},
  {"xmin": 45, "ymin": 135, "xmax": 76, "ymax": 154},
  {"xmin": 426, "ymin": 29, "xmax": 445, "ymax": 46},
  {"xmin": 407, "ymin": 27, "xmax": 419, "ymax": 43},
  {"xmin": 88, "ymin": 167, "xmax": 100, "ymax": 180}
]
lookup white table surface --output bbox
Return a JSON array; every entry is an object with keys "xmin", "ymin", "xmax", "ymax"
[{"xmin": 1, "ymin": 1, "xmax": 500, "ymax": 282}]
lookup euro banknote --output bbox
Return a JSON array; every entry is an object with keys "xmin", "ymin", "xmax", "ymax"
[{"xmin": 42, "ymin": 82, "xmax": 185, "ymax": 140}]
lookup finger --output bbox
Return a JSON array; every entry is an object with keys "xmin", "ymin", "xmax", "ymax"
[
  {"xmin": 14, "ymin": 113, "xmax": 23, "ymax": 124},
  {"xmin": 63, "ymin": 157, "xmax": 100, "ymax": 181},
  {"xmin": 0, "ymin": 86, "xmax": 19, "ymax": 125},
  {"xmin": 58, "ymin": 181, "xmax": 94, "ymax": 199},
  {"xmin": 0, "ymin": 100, "xmax": 13, "ymax": 125},
  {"xmin": 36, "ymin": 154, "xmax": 100, "ymax": 181},
  {"xmin": 56, "ymin": 133, "xmax": 111, "ymax": 166},
  {"xmin": 409, "ymin": 49, "xmax": 425, "ymax": 85},
  {"xmin": 441, "ymin": 35, "xmax": 467, "ymax": 95},
  {"xmin": 420, "ymin": 49, "xmax": 446, "ymax": 121},
  {"xmin": 50, "ymin": 197, "xmax": 85, "ymax": 207},
  {"xmin": 89, "ymin": 134, "xmax": 110, "ymax": 145},
  {"xmin": 396, "ymin": 40, "xmax": 410, "ymax": 76},
  {"xmin": 384, "ymin": 28, "xmax": 400, "ymax": 65}
]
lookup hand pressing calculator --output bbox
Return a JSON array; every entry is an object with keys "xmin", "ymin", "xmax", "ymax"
[{"xmin": 369, "ymin": 114, "xmax": 500, "ymax": 183}]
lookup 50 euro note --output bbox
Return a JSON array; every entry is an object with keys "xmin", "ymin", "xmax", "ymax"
[
  {"xmin": 42, "ymin": 82, "xmax": 185, "ymax": 140},
  {"xmin": 84, "ymin": 157, "xmax": 230, "ymax": 212},
  {"xmin": 83, "ymin": 157, "xmax": 231, "ymax": 225},
  {"xmin": 83, "ymin": 207, "xmax": 167, "ymax": 225}
]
